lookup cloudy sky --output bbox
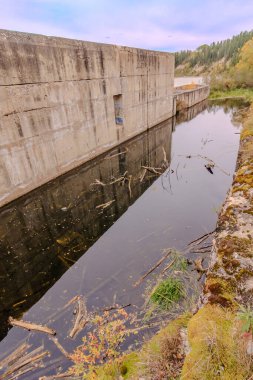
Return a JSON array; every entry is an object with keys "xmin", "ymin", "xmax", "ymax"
[{"xmin": 1, "ymin": 0, "xmax": 253, "ymax": 52}]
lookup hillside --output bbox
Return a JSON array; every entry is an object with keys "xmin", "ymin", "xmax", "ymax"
[{"xmin": 175, "ymin": 30, "xmax": 253, "ymax": 75}]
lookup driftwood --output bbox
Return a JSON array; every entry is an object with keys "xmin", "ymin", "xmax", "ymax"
[
  {"xmin": 141, "ymin": 165, "xmax": 162, "ymax": 175},
  {"xmin": 2, "ymin": 346, "xmax": 49, "ymax": 379},
  {"xmin": 0, "ymin": 342, "xmax": 30, "ymax": 370},
  {"xmin": 69, "ymin": 297, "xmax": 88, "ymax": 339},
  {"xmin": 133, "ymin": 249, "xmax": 172, "ymax": 287},
  {"xmin": 8, "ymin": 317, "xmax": 56, "ymax": 336},
  {"xmin": 7, "ymin": 365, "xmax": 40, "ymax": 380}
]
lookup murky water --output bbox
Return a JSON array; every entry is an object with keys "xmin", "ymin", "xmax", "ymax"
[{"xmin": 0, "ymin": 99, "xmax": 245, "ymax": 378}]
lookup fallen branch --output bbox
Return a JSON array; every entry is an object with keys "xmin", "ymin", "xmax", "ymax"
[
  {"xmin": 133, "ymin": 249, "xmax": 172, "ymax": 287},
  {"xmin": 69, "ymin": 297, "xmax": 89, "ymax": 339},
  {"xmin": 8, "ymin": 317, "xmax": 56, "ymax": 336},
  {"xmin": 141, "ymin": 166, "xmax": 162, "ymax": 175},
  {"xmin": 7, "ymin": 364, "xmax": 40, "ymax": 380},
  {"xmin": 0, "ymin": 343, "xmax": 30, "ymax": 369},
  {"xmin": 2, "ymin": 347, "xmax": 49, "ymax": 379},
  {"xmin": 187, "ymin": 230, "xmax": 216, "ymax": 248},
  {"xmin": 109, "ymin": 171, "xmax": 128, "ymax": 185}
]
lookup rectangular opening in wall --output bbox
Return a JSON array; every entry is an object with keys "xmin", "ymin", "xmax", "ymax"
[{"xmin": 113, "ymin": 94, "xmax": 123, "ymax": 125}]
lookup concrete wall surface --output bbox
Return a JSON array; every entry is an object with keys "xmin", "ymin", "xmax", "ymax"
[
  {"xmin": 0, "ymin": 30, "xmax": 175, "ymax": 207},
  {"xmin": 174, "ymin": 85, "xmax": 210, "ymax": 111}
]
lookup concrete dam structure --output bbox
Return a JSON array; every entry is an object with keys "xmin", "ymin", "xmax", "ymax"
[{"xmin": 0, "ymin": 30, "xmax": 175, "ymax": 207}]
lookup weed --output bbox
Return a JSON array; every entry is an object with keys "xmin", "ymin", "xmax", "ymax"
[
  {"xmin": 150, "ymin": 278, "xmax": 184, "ymax": 310},
  {"xmin": 237, "ymin": 304, "xmax": 253, "ymax": 334}
]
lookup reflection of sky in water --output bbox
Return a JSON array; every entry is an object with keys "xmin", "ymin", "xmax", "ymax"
[{"xmin": 0, "ymin": 101, "xmax": 243, "ymax": 378}]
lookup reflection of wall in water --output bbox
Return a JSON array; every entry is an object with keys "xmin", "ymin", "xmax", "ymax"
[
  {"xmin": 176, "ymin": 99, "xmax": 208, "ymax": 124},
  {"xmin": 0, "ymin": 118, "xmax": 173, "ymax": 340}
]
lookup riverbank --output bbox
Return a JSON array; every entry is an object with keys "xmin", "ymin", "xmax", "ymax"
[
  {"xmin": 210, "ymin": 87, "xmax": 253, "ymax": 102},
  {"xmin": 82, "ymin": 96, "xmax": 253, "ymax": 379},
  {"xmin": 181, "ymin": 101, "xmax": 253, "ymax": 379}
]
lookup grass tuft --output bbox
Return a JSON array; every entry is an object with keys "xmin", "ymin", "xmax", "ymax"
[{"xmin": 150, "ymin": 278, "xmax": 184, "ymax": 310}]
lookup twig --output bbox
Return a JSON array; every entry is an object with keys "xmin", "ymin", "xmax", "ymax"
[
  {"xmin": 89, "ymin": 179, "xmax": 106, "ymax": 187},
  {"xmin": 7, "ymin": 364, "xmax": 40, "ymax": 380},
  {"xmin": 141, "ymin": 166, "xmax": 162, "ymax": 175},
  {"xmin": 161, "ymin": 258, "xmax": 177, "ymax": 274},
  {"xmin": 8, "ymin": 317, "xmax": 56, "ymax": 336},
  {"xmin": 105, "ymin": 148, "xmax": 128, "ymax": 160},
  {"xmin": 102, "ymin": 303, "xmax": 131, "ymax": 312},
  {"xmin": 128, "ymin": 175, "xmax": 132, "ymax": 198},
  {"xmin": 2, "ymin": 349, "xmax": 49, "ymax": 379},
  {"xmin": 140, "ymin": 168, "xmax": 147, "ymax": 182},
  {"xmin": 96, "ymin": 200, "xmax": 115, "ymax": 210},
  {"xmin": 69, "ymin": 298, "xmax": 89, "ymax": 339},
  {"xmin": 39, "ymin": 372, "xmax": 78, "ymax": 380},
  {"xmin": 0, "ymin": 343, "xmax": 30, "ymax": 369},
  {"xmin": 49, "ymin": 337, "xmax": 70, "ymax": 359},
  {"xmin": 109, "ymin": 171, "xmax": 128, "ymax": 185},
  {"xmin": 187, "ymin": 230, "xmax": 216, "ymax": 248},
  {"xmin": 175, "ymin": 162, "xmax": 180, "ymax": 181},
  {"xmin": 133, "ymin": 249, "xmax": 172, "ymax": 287}
]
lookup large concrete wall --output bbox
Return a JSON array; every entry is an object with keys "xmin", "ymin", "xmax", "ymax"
[{"xmin": 0, "ymin": 30, "xmax": 175, "ymax": 207}]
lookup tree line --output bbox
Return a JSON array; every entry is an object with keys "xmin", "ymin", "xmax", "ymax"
[{"xmin": 175, "ymin": 31, "xmax": 253, "ymax": 68}]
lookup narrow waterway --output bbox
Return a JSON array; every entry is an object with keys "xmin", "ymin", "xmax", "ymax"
[{"xmin": 0, "ymin": 99, "xmax": 245, "ymax": 379}]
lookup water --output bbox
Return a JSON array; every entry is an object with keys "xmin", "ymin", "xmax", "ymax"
[{"xmin": 0, "ymin": 99, "xmax": 245, "ymax": 378}]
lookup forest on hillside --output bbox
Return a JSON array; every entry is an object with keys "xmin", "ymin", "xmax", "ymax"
[
  {"xmin": 175, "ymin": 30, "xmax": 253, "ymax": 71},
  {"xmin": 175, "ymin": 30, "xmax": 253, "ymax": 89}
]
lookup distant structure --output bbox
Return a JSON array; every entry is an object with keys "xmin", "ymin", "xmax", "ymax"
[{"xmin": 0, "ymin": 30, "xmax": 175, "ymax": 206}]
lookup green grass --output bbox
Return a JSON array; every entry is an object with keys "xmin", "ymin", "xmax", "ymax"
[
  {"xmin": 150, "ymin": 278, "xmax": 184, "ymax": 310},
  {"xmin": 209, "ymin": 87, "xmax": 253, "ymax": 102}
]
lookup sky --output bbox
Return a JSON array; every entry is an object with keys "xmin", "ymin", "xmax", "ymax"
[{"xmin": 1, "ymin": 0, "xmax": 253, "ymax": 52}]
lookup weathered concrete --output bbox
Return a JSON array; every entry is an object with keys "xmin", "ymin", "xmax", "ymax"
[
  {"xmin": 0, "ymin": 30, "xmax": 175, "ymax": 207},
  {"xmin": 174, "ymin": 84, "xmax": 210, "ymax": 111}
]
